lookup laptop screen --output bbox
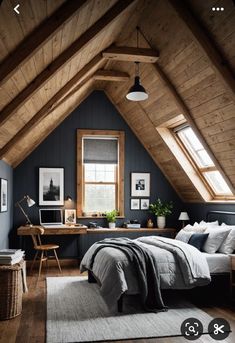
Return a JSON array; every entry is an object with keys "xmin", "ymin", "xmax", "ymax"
[{"xmin": 39, "ymin": 209, "xmax": 62, "ymax": 225}]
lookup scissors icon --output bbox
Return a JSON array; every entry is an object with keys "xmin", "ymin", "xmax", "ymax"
[{"xmin": 214, "ymin": 323, "xmax": 224, "ymax": 335}]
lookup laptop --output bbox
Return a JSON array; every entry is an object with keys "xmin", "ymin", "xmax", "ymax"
[{"xmin": 39, "ymin": 209, "xmax": 69, "ymax": 228}]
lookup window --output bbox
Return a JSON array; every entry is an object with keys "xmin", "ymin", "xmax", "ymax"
[
  {"xmin": 77, "ymin": 130, "xmax": 124, "ymax": 217},
  {"xmin": 175, "ymin": 125, "xmax": 233, "ymax": 197}
]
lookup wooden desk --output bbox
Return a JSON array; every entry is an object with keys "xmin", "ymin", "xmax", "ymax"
[{"xmin": 17, "ymin": 225, "xmax": 87, "ymax": 236}]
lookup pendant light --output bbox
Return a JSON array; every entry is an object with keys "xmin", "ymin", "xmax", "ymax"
[{"xmin": 126, "ymin": 28, "xmax": 148, "ymax": 101}]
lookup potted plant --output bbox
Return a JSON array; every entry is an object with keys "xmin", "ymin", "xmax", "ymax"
[
  {"xmin": 149, "ymin": 198, "xmax": 173, "ymax": 229},
  {"xmin": 105, "ymin": 210, "xmax": 118, "ymax": 229}
]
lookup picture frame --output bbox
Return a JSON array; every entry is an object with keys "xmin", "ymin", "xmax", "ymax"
[
  {"xmin": 131, "ymin": 198, "xmax": 140, "ymax": 210},
  {"xmin": 131, "ymin": 172, "xmax": 150, "ymax": 197},
  {"xmin": 64, "ymin": 209, "xmax": 76, "ymax": 224},
  {"xmin": 39, "ymin": 168, "xmax": 64, "ymax": 206},
  {"xmin": 141, "ymin": 199, "xmax": 150, "ymax": 210},
  {"xmin": 0, "ymin": 178, "xmax": 8, "ymax": 212}
]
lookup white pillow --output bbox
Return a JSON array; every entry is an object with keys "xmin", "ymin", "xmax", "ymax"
[
  {"xmin": 200, "ymin": 220, "xmax": 219, "ymax": 227},
  {"xmin": 175, "ymin": 230, "xmax": 193, "ymax": 243},
  {"xmin": 202, "ymin": 227, "xmax": 230, "ymax": 253},
  {"xmin": 184, "ymin": 223, "xmax": 206, "ymax": 232},
  {"xmin": 219, "ymin": 225, "xmax": 235, "ymax": 254}
]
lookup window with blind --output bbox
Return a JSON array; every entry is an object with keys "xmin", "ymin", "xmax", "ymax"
[{"xmin": 77, "ymin": 130, "xmax": 124, "ymax": 217}]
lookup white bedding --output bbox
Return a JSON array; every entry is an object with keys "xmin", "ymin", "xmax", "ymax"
[{"xmin": 204, "ymin": 253, "xmax": 230, "ymax": 274}]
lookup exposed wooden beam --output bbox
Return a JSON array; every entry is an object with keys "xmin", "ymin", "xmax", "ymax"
[
  {"xmin": 0, "ymin": 0, "xmax": 135, "ymax": 127},
  {"xmin": 0, "ymin": 0, "xmax": 88, "ymax": 86},
  {"xmin": 0, "ymin": 55, "xmax": 103, "ymax": 159},
  {"xmin": 93, "ymin": 70, "xmax": 130, "ymax": 81},
  {"xmin": 103, "ymin": 46, "xmax": 159, "ymax": 63},
  {"xmin": 169, "ymin": 0, "xmax": 235, "ymax": 103}
]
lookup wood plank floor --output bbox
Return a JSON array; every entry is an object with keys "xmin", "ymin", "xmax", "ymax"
[{"xmin": 0, "ymin": 265, "xmax": 234, "ymax": 343}]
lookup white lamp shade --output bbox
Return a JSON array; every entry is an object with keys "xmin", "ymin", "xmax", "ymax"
[
  {"xmin": 178, "ymin": 212, "xmax": 189, "ymax": 221},
  {"xmin": 26, "ymin": 196, "xmax": 35, "ymax": 207}
]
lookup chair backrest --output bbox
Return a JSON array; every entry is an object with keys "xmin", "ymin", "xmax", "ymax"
[{"xmin": 28, "ymin": 227, "xmax": 44, "ymax": 248}]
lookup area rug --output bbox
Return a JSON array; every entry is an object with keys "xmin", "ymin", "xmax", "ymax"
[{"xmin": 47, "ymin": 276, "xmax": 213, "ymax": 343}]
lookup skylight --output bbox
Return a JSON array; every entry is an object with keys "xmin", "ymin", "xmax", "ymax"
[{"xmin": 176, "ymin": 126, "xmax": 233, "ymax": 197}]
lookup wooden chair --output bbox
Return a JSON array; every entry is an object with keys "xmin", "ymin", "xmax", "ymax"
[{"xmin": 29, "ymin": 227, "xmax": 62, "ymax": 277}]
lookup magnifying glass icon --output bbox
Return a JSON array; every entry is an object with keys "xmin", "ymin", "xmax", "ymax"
[{"xmin": 189, "ymin": 326, "xmax": 196, "ymax": 334}]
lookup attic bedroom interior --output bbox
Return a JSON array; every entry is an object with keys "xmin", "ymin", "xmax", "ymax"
[{"xmin": 0, "ymin": 0, "xmax": 235, "ymax": 342}]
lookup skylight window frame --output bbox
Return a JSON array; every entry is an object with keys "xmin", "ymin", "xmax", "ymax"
[{"xmin": 173, "ymin": 124, "xmax": 234, "ymax": 200}]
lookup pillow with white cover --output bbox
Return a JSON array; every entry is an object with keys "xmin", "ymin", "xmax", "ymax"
[
  {"xmin": 218, "ymin": 224, "xmax": 235, "ymax": 254},
  {"xmin": 183, "ymin": 224, "xmax": 207, "ymax": 232},
  {"xmin": 200, "ymin": 220, "xmax": 219, "ymax": 227},
  {"xmin": 202, "ymin": 226, "xmax": 230, "ymax": 254},
  {"xmin": 175, "ymin": 230, "xmax": 193, "ymax": 243}
]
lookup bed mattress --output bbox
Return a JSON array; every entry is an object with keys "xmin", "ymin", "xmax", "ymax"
[{"xmin": 204, "ymin": 252, "xmax": 230, "ymax": 274}]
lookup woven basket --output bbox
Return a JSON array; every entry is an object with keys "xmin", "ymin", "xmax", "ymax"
[{"xmin": 0, "ymin": 260, "xmax": 23, "ymax": 320}]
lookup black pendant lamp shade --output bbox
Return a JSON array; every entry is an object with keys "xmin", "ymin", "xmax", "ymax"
[{"xmin": 126, "ymin": 75, "xmax": 148, "ymax": 101}]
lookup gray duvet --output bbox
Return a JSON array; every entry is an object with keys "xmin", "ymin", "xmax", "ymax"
[{"xmin": 80, "ymin": 236, "xmax": 211, "ymax": 309}]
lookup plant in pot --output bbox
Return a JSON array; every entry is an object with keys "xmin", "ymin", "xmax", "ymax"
[
  {"xmin": 149, "ymin": 198, "xmax": 173, "ymax": 229},
  {"xmin": 105, "ymin": 210, "xmax": 118, "ymax": 229}
]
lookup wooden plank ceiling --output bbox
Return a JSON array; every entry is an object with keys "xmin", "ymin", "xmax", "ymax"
[{"xmin": 0, "ymin": 0, "xmax": 234, "ymax": 202}]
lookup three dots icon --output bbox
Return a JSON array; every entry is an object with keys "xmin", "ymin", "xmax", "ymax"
[{"xmin": 212, "ymin": 7, "xmax": 224, "ymax": 11}]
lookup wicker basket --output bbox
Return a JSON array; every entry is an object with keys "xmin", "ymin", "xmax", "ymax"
[{"xmin": 0, "ymin": 260, "xmax": 23, "ymax": 320}]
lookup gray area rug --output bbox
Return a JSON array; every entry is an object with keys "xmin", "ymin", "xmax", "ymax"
[{"xmin": 47, "ymin": 276, "xmax": 213, "ymax": 343}]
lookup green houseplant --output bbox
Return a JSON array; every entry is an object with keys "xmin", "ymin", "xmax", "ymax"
[
  {"xmin": 105, "ymin": 210, "xmax": 118, "ymax": 229},
  {"xmin": 149, "ymin": 198, "xmax": 173, "ymax": 228}
]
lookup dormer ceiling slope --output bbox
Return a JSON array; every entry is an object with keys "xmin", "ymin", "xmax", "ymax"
[{"xmin": 0, "ymin": 0, "xmax": 234, "ymax": 202}]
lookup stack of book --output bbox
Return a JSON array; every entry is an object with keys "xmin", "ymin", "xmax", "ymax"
[{"xmin": 0, "ymin": 249, "xmax": 24, "ymax": 265}]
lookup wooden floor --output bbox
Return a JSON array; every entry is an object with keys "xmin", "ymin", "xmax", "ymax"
[{"xmin": 0, "ymin": 265, "xmax": 235, "ymax": 343}]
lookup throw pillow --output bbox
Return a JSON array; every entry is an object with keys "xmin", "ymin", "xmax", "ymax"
[
  {"xmin": 188, "ymin": 233, "xmax": 209, "ymax": 251},
  {"xmin": 202, "ymin": 227, "xmax": 231, "ymax": 253},
  {"xmin": 219, "ymin": 225, "xmax": 235, "ymax": 254},
  {"xmin": 184, "ymin": 224, "xmax": 206, "ymax": 232},
  {"xmin": 175, "ymin": 230, "xmax": 193, "ymax": 243},
  {"xmin": 200, "ymin": 220, "xmax": 219, "ymax": 227}
]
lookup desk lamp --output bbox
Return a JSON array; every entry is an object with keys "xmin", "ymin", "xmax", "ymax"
[{"xmin": 15, "ymin": 195, "xmax": 35, "ymax": 226}]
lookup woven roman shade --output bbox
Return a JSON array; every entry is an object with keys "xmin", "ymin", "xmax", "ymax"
[{"xmin": 83, "ymin": 138, "xmax": 118, "ymax": 164}]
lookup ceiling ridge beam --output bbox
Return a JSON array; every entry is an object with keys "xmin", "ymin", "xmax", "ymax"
[
  {"xmin": 0, "ymin": 0, "xmax": 136, "ymax": 127},
  {"xmin": 168, "ymin": 0, "xmax": 235, "ymax": 103},
  {"xmin": 0, "ymin": 0, "xmax": 88, "ymax": 86},
  {"xmin": 0, "ymin": 55, "xmax": 103, "ymax": 160}
]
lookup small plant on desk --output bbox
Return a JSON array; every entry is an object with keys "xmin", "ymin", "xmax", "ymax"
[{"xmin": 105, "ymin": 210, "xmax": 118, "ymax": 229}]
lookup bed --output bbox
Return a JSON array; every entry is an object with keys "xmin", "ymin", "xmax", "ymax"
[{"xmin": 80, "ymin": 211, "xmax": 234, "ymax": 311}]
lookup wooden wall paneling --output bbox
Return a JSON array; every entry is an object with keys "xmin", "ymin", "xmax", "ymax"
[{"xmin": 0, "ymin": 55, "xmax": 104, "ymax": 158}]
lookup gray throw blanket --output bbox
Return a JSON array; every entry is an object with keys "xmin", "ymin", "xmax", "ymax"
[{"xmin": 89, "ymin": 237, "xmax": 167, "ymax": 312}]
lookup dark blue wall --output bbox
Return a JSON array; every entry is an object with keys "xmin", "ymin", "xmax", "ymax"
[
  {"xmin": 13, "ymin": 91, "xmax": 184, "ymax": 257},
  {"xmin": 0, "ymin": 160, "xmax": 13, "ymax": 249}
]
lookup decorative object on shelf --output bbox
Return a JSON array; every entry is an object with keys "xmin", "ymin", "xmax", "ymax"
[
  {"xmin": 15, "ymin": 195, "xmax": 35, "ymax": 226},
  {"xmin": 64, "ymin": 209, "xmax": 76, "ymax": 224},
  {"xmin": 131, "ymin": 198, "xmax": 140, "ymax": 210},
  {"xmin": 39, "ymin": 167, "xmax": 64, "ymax": 206},
  {"xmin": 126, "ymin": 27, "xmax": 148, "ymax": 101},
  {"xmin": 105, "ymin": 210, "xmax": 118, "ymax": 229},
  {"xmin": 149, "ymin": 198, "xmax": 173, "ymax": 229},
  {"xmin": 131, "ymin": 172, "xmax": 150, "ymax": 197},
  {"xmin": 0, "ymin": 178, "xmax": 8, "ymax": 212},
  {"xmin": 65, "ymin": 195, "xmax": 72, "ymax": 201},
  {"xmin": 178, "ymin": 212, "xmax": 190, "ymax": 228},
  {"xmin": 141, "ymin": 198, "xmax": 149, "ymax": 210},
  {"xmin": 147, "ymin": 218, "xmax": 154, "ymax": 228}
]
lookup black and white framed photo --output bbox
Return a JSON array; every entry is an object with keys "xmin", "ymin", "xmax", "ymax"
[
  {"xmin": 141, "ymin": 199, "xmax": 149, "ymax": 210},
  {"xmin": 0, "ymin": 178, "xmax": 8, "ymax": 212},
  {"xmin": 65, "ymin": 209, "xmax": 76, "ymax": 224},
  {"xmin": 39, "ymin": 168, "xmax": 64, "ymax": 206},
  {"xmin": 131, "ymin": 173, "xmax": 150, "ymax": 197},
  {"xmin": 130, "ymin": 198, "xmax": 140, "ymax": 210}
]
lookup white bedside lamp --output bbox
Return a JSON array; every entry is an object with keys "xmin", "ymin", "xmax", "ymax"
[
  {"xmin": 15, "ymin": 195, "xmax": 35, "ymax": 226},
  {"xmin": 178, "ymin": 212, "xmax": 189, "ymax": 228}
]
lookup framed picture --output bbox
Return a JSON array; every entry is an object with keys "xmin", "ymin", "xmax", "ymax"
[
  {"xmin": 0, "ymin": 178, "xmax": 8, "ymax": 212},
  {"xmin": 141, "ymin": 199, "xmax": 149, "ymax": 210},
  {"xmin": 65, "ymin": 209, "xmax": 76, "ymax": 224},
  {"xmin": 131, "ymin": 173, "xmax": 150, "ymax": 197},
  {"xmin": 39, "ymin": 168, "xmax": 64, "ymax": 206},
  {"xmin": 131, "ymin": 198, "xmax": 140, "ymax": 210}
]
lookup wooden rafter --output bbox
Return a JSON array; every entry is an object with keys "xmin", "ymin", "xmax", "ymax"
[
  {"xmin": 0, "ymin": 0, "xmax": 135, "ymax": 127},
  {"xmin": 93, "ymin": 70, "xmax": 130, "ymax": 81},
  {"xmin": 0, "ymin": 55, "xmax": 104, "ymax": 159},
  {"xmin": 0, "ymin": 0, "xmax": 88, "ymax": 86},
  {"xmin": 103, "ymin": 46, "xmax": 159, "ymax": 63},
  {"xmin": 168, "ymin": 0, "xmax": 235, "ymax": 103}
]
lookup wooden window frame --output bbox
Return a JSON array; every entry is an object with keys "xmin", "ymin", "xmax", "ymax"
[{"xmin": 77, "ymin": 129, "xmax": 125, "ymax": 218}]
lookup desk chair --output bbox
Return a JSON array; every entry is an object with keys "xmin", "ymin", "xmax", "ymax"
[{"xmin": 29, "ymin": 227, "xmax": 62, "ymax": 277}]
